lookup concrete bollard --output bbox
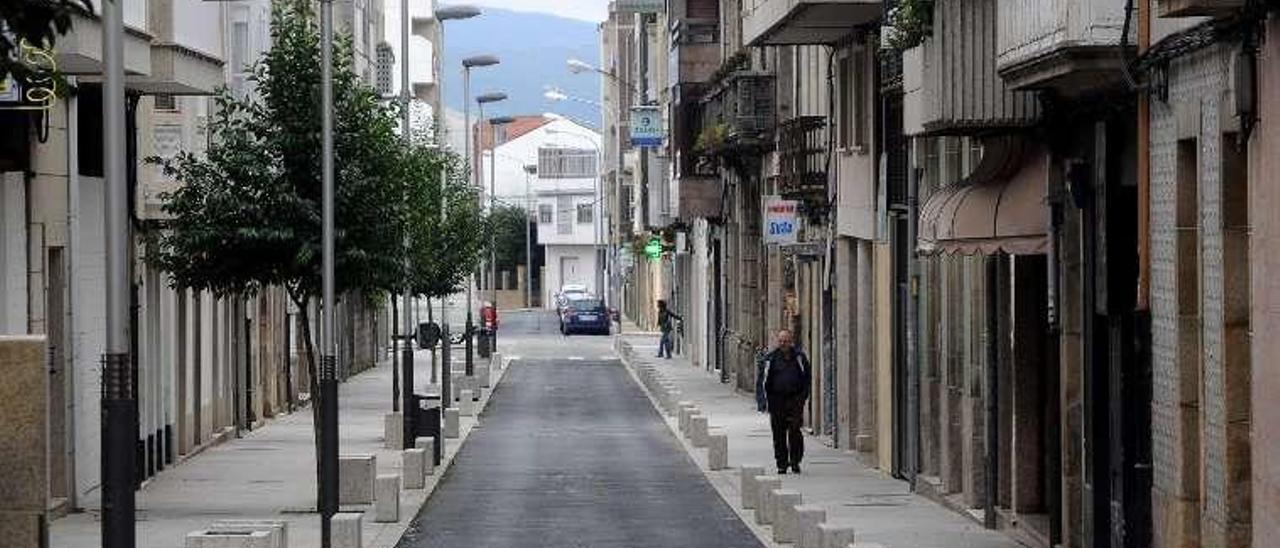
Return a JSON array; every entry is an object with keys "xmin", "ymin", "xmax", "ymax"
[
  {"xmin": 374, "ymin": 474, "xmax": 400, "ymax": 522},
  {"xmin": 817, "ymin": 523, "xmax": 856, "ymax": 548},
  {"xmin": 795, "ymin": 505, "xmax": 828, "ymax": 548},
  {"xmin": 707, "ymin": 433, "xmax": 729, "ymax": 470},
  {"xmin": 753, "ymin": 476, "xmax": 782, "ymax": 525},
  {"xmin": 413, "ymin": 437, "xmax": 436, "ymax": 475},
  {"xmin": 490, "ymin": 352, "xmax": 503, "ymax": 371},
  {"xmin": 383, "ymin": 412, "xmax": 403, "ymax": 449},
  {"xmin": 477, "ymin": 363, "xmax": 492, "ymax": 388},
  {"xmin": 207, "ymin": 520, "xmax": 287, "ymax": 548},
  {"xmin": 402, "ymin": 448, "xmax": 426, "ymax": 489},
  {"xmin": 689, "ymin": 415, "xmax": 709, "ymax": 447},
  {"xmin": 332, "ymin": 512, "xmax": 362, "ymax": 548},
  {"xmin": 770, "ymin": 490, "xmax": 802, "ymax": 542},
  {"xmin": 775, "ymin": 500, "xmax": 808, "ymax": 544},
  {"xmin": 444, "ymin": 408, "xmax": 460, "ymax": 438},
  {"xmin": 678, "ymin": 405, "xmax": 698, "ymax": 434},
  {"xmin": 184, "ymin": 530, "xmax": 273, "ymax": 548},
  {"xmin": 338, "ymin": 455, "xmax": 376, "ymax": 505},
  {"xmin": 459, "ymin": 390, "xmax": 476, "ymax": 416},
  {"xmin": 739, "ymin": 465, "xmax": 765, "ymax": 508}
]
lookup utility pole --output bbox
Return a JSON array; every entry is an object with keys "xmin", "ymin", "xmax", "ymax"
[
  {"xmin": 101, "ymin": 0, "xmax": 136, "ymax": 545},
  {"xmin": 319, "ymin": 0, "xmax": 340, "ymax": 544}
]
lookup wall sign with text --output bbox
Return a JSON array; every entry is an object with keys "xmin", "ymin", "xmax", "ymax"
[
  {"xmin": 629, "ymin": 106, "xmax": 663, "ymax": 148},
  {"xmin": 763, "ymin": 196, "xmax": 799, "ymax": 245}
]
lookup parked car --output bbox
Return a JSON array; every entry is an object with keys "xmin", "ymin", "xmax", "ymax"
[
  {"xmin": 554, "ymin": 284, "xmax": 590, "ymax": 314},
  {"xmin": 560, "ymin": 297, "xmax": 609, "ymax": 335}
]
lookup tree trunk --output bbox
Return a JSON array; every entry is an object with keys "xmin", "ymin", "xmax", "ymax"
[{"xmin": 292, "ymin": 293, "xmax": 323, "ymax": 511}]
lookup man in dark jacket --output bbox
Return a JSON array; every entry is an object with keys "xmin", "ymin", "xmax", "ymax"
[
  {"xmin": 656, "ymin": 300, "xmax": 682, "ymax": 359},
  {"xmin": 761, "ymin": 329, "xmax": 810, "ymax": 474}
]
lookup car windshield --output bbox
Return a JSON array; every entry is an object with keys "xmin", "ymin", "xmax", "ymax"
[{"xmin": 571, "ymin": 299, "xmax": 602, "ymax": 310}]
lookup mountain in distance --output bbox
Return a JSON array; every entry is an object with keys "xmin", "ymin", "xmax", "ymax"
[{"xmin": 440, "ymin": 8, "xmax": 603, "ymax": 130}]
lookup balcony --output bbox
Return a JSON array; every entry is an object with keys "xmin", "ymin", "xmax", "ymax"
[
  {"xmin": 56, "ymin": 2, "xmax": 153, "ymax": 77},
  {"xmin": 1156, "ymin": 0, "xmax": 1243, "ymax": 18},
  {"xmin": 774, "ymin": 116, "xmax": 828, "ymax": 203},
  {"xmin": 696, "ymin": 71, "xmax": 776, "ymax": 156},
  {"xmin": 903, "ymin": 0, "xmax": 1039, "ymax": 135},
  {"xmin": 669, "ymin": 18, "xmax": 720, "ymax": 87},
  {"xmin": 996, "ymin": 0, "xmax": 1133, "ymax": 94},
  {"xmin": 132, "ymin": 0, "xmax": 224, "ymax": 94},
  {"xmin": 742, "ymin": 0, "xmax": 881, "ymax": 46}
]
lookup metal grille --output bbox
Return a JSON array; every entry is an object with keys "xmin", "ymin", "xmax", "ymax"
[{"xmin": 775, "ymin": 116, "xmax": 828, "ymax": 200}]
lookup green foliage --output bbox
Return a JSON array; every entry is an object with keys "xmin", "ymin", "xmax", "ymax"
[
  {"xmin": 151, "ymin": 0, "xmax": 404, "ymax": 304},
  {"xmin": 884, "ymin": 0, "xmax": 934, "ymax": 51},
  {"xmin": 402, "ymin": 142, "xmax": 487, "ymax": 299},
  {"xmin": 695, "ymin": 121, "xmax": 728, "ymax": 153},
  {"xmin": 486, "ymin": 204, "xmax": 532, "ymax": 277},
  {"xmin": 1, "ymin": 0, "xmax": 92, "ymax": 84}
]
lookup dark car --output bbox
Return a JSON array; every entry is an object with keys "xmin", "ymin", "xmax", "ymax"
[{"xmin": 560, "ymin": 297, "xmax": 609, "ymax": 335}]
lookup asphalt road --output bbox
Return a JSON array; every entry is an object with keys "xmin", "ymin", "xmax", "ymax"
[{"xmin": 396, "ymin": 310, "xmax": 764, "ymax": 548}]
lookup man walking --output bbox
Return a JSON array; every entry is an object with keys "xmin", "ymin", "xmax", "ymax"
[
  {"xmin": 656, "ymin": 300, "xmax": 681, "ymax": 359},
  {"xmin": 761, "ymin": 329, "xmax": 810, "ymax": 474}
]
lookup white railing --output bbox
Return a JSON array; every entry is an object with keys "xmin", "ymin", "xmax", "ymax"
[{"xmin": 996, "ymin": 0, "xmax": 1129, "ymax": 71}]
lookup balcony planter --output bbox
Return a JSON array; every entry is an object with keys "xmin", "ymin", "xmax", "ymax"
[{"xmin": 883, "ymin": 0, "xmax": 934, "ymax": 51}]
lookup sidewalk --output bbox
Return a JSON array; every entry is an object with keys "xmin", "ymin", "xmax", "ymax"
[
  {"xmin": 615, "ymin": 330, "xmax": 1021, "ymax": 548},
  {"xmin": 50, "ymin": 347, "xmax": 509, "ymax": 548}
]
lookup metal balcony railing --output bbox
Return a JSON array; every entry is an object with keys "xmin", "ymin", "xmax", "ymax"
[
  {"xmin": 775, "ymin": 116, "xmax": 828, "ymax": 200},
  {"xmin": 697, "ymin": 71, "xmax": 776, "ymax": 156}
]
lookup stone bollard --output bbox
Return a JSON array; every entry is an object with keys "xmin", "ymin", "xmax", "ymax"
[
  {"xmin": 775, "ymin": 500, "xmax": 808, "ymax": 544},
  {"xmin": 443, "ymin": 408, "xmax": 460, "ymax": 439},
  {"xmin": 678, "ymin": 404, "xmax": 698, "ymax": 434},
  {"xmin": 817, "ymin": 523, "xmax": 856, "ymax": 548},
  {"xmin": 413, "ymin": 437, "xmax": 436, "ymax": 475},
  {"xmin": 383, "ymin": 412, "xmax": 403, "ymax": 449},
  {"xmin": 184, "ymin": 530, "xmax": 273, "ymax": 547},
  {"xmin": 689, "ymin": 415, "xmax": 709, "ymax": 447},
  {"xmin": 770, "ymin": 490, "xmax": 802, "ymax": 542},
  {"xmin": 332, "ymin": 512, "xmax": 362, "ymax": 548},
  {"xmin": 753, "ymin": 476, "xmax": 782, "ymax": 525},
  {"xmin": 478, "ymin": 363, "xmax": 492, "ymax": 388},
  {"xmin": 795, "ymin": 505, "xmax": 828, "ymax": 548},
  {"xmin": 739, "ymin": 465, "xmax": 765, "ymax": 509},
  {"xmin": 459, "ymin": 390, "xmax": 476, "ymax": 416},
  {"xmin": 374, "ymin": 474, "xmax": 400, "ymax": 522},
  {"xmin": 207, "ymin": 520, "xmax": 287, "ymax": 548},
  {"xmin": 338, "ymin": 455, "xmax": 376, "ymax": 505},
  {"xmin": 707, "ymin": 433, "xmax": 729, "ymax": 470},
  {"xmin": 402, "ymin": 448, "xmax": 426, "ymax": 488},
  {"xmin": 490, "ymin": 352, "xmax": 503, "ymax": 371}
]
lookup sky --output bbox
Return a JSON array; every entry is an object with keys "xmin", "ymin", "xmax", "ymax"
[{"xmin": 465, "ymin": 0, "xmax": 610, "ymax": 23}]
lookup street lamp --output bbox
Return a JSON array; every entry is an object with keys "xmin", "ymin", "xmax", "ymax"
[
  {"xmin": 523, "ymin": 163, "xmax": 537, "ymax": 309},
  {"xmin": 487, "ymin": 115, "xmax": 516, "ymax": 341},
  {"xmin": 545, "ymin": 90, "xmax": 615, "ymax": 311},
  {"xmin": 545, "ymin": 127, "xmax": 605, "ymax": 301},
  {"xmin": 461, "ymin": 66, "xmax": 500, "ymax": 374},
  {"xmin": 319, "ymin": 0, "xmax": 339, "ymax": 544},
  {"xmin": 567, "ymin": 57, "xmax": 639, "ymax": 94}
]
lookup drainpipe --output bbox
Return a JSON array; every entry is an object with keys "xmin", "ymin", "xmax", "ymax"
[
  {"xmin": 984, "ymin": 254, "xmax": 1001, "ymax": 529},
  {"xmin": 1136, "ymin": 0, "xmax": 1151, "ymax": 311},
  {"xmin": 906, "ymin": 166, "xmax": 921, "ymax": 488}
]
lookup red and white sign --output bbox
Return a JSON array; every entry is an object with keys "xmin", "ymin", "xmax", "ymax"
[{"xmin": 763, "ymin": 196, "xmax": 799, "ymax": 244}]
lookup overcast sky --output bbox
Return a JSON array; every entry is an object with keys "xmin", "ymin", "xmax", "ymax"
[{"xmin": 465, "ymin": 0, "xmax": 610, "ymax": 23}]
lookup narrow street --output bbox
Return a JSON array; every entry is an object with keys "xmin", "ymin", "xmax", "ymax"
[{"xmin": 396, "ymin": 311, "xmax": 763, "ymax": 548}]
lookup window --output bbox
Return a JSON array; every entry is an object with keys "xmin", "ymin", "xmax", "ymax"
[
  {"xmin": 538, "ymin": 203, "xmax": 553, "ymax": 224},
  {"xmin": 538, "ymin": 148, "xmax": 597, "ymax": 179},
  {"xmin": 557, "ymin": 196, "xmax": 573, "ymax": 235},
  {"xmin": 231, "ymin": 21, "xmax": 249, "ymax": 73},
  {"xmin": 154, "ymin": 94, "xmax": 177, "ymax": 112},
  {"xmin": 577, "ymin": 203, "xmax": 593, "ymax": 224},
  {"xmin": 839, "ymin": 48, "xmax": 868, "ymax": 150}
]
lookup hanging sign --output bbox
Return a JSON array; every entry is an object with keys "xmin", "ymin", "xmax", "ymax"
[
  {"xmin": 644, "ymin": 236, "xmax": 664, "ymax": 260},
  {"xmin": 763, "ymin": 196, "xmax": 799, "ymax": 245},
  {"xmin": 629, "ymin": 106, "xmax": 663, "ymax": 148}
]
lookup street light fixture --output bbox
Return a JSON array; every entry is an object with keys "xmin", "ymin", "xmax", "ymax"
[
  {"xmin": 461, "ymin": 56, "xmax": 500, "ymax": 375},
  {"xmin": 486, "ymin": 115, "xmax": 516, "ymax": 340}
]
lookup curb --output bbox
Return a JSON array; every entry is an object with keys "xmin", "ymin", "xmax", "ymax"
[
  {"xmin": 614, "ymin": 336, "xmax": 784, "ymax": 548},
  {"xmin": 369, "ymin": 354, "xmax": 514, "ymax": 548}
]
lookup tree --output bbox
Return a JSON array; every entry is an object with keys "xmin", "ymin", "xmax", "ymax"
[
  {"xmin": 401, "ymin": 140, "xmax": 487, "ymax": 300},
  {"xmin": 488, "ymin": 203, "xmax": 532, "ymax": 278},
  {"xmin": 149, "ymin": 0, "xmax": 405, "ymax": 505}
]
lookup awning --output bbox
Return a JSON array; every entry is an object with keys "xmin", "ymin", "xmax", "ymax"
[{"xmin": 917, "ymin": 141, "xmax": 1049, "ymax": 256}]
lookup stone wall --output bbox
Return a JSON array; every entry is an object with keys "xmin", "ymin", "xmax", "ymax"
[{"xmin": 0, "ymin": 336, "xmax": 47, "ymax": 548}]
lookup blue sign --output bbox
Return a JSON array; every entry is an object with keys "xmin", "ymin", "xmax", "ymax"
[{"xmin": 630, "ymin": 106, "xmax": 663, "ymax": 148}]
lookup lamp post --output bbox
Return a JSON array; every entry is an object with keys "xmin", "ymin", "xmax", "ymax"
[
  {"xmin": 319, "ymin": 0, "xmax": 339, "ymax": 544},
  {"xmin": 101, "ymin": 0, "xmax": 135, "ymax": 545},
  {"xmin": 461, "ymin": 56, "xmax": 500, "ymax": 376},
  {"xmin": 487, "ymin": 115, "xmax": 516, "ymax": 342},
  {"xmin": 564, "ymin": 59, "xmax": 632, "ymax": 320},
  {"xmin": 523, "ymin": 164, "xmax": 537, "ymax": 308},
  {"xmin": 543, "ymin": 93, "xmax": 609, "ymax": 306}
]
